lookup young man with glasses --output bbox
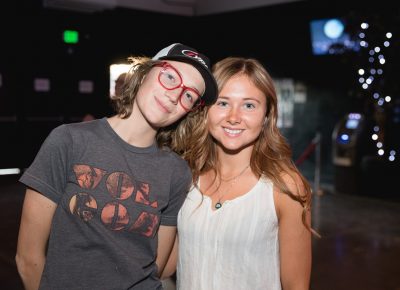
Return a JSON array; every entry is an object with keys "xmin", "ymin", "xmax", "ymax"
[{"xmin": 16, "ymin": 43, "xmax": 217, "ymax": 290}]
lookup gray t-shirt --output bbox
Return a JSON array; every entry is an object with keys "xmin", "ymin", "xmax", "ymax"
[{"xmin": 20, "ymin": 118, "xmax": 191, "ymax": 290}]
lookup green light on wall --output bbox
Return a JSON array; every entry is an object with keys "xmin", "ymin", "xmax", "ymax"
[{"xmin": 63, "ymin": 30, "xmax": 79, "ymax": 44}]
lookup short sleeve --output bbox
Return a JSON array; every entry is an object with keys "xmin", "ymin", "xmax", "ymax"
[
  {"xmin": 19, "ymin": 124, "xmax": 73, "ymax": 203},
  {"xmin": 160, "ymin": 158, "xmax": 192, "ymax": 226}
]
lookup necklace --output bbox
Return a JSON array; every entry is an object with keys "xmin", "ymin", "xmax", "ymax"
[{"xmin": 214, "ymin": 164, "xmax": 250, "ymax": 209}]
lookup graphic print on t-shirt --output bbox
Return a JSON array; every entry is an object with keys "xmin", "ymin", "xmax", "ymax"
[
  {"xmin": 106, "ymin": 172, "xmax": 134, "ymax": 200},
  {"xmin": 135, "ymin": 181, "xmax": 158, "ymax": 208},
  {"xmin": 69, "ymin": 164, "xmax": 160, "ymax": 237},
  {"xmin": 74, "ymin": 164, "xmax": 106, "ymax": 189},
  {"xmin": 130, "ymin": 211, "xmax": 159, "ymax": 237},
  {"xmin": 69, "ymin": 193, "xmax": 98, "ymax": 222},
  {"xmin": 101, "ymin": 201, "xmax": 130, "ymax": 230}
]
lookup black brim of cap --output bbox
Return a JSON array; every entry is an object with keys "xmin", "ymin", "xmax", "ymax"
[{"xmin": 158, "ymin": 56, "xmax": 217, "ymax": 105}]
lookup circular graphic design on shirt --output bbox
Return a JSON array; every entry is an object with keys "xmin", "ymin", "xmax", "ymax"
[
  {"xmin": 69, "ymin": 193, "xmax": 98, "ymax": 222},
  {"xmin": 73, "ymin": 164, "xmax": 106, "ymax": 189},
  {"xmin": 106, "ymin": 172, "xmax": 134, "ymax": 200},
  {"xmin": 101, "ymin": 201, "xmax": 130, "ymax": 230}
]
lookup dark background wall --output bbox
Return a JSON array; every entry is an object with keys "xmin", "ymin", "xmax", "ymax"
[{"xmin": 1, "ymin": 0, "xmax": 399, "ymax": 187}]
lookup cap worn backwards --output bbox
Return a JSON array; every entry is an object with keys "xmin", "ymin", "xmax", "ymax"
[{"xmin": 152, "ymin": 43, "xmax": 217, "ymax": 105}]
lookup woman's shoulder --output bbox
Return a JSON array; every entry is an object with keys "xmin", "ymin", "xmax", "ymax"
[
  {"xmin": 272, "ymin": 169, "xmax": 309, "ymax": 216},
  {"xmin": 275, "ymin": 170, "xmax": 305, "ymax": 193}
]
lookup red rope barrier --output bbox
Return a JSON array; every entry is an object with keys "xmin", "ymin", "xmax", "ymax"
[{"xmin": 295, "ymin": 134, "xmax": 321, "ymax": 166}]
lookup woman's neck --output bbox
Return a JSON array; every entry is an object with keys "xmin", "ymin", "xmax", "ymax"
[{"xmin": 216, "ymin": 145, "xmax": 253, "ymax": 176}]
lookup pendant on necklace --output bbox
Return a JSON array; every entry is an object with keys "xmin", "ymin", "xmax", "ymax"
[{"xmin": 215, "ymin": 202, "xmax": 222, "ymax": 209}]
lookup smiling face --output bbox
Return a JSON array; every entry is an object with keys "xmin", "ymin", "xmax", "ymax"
[
  {"xmin": 207, "ymin": 73, "xmax": 267, "ymax": 153},
  {"xmin": 135, "ymin": 60, "xmax": 205, "ymax": 128}
]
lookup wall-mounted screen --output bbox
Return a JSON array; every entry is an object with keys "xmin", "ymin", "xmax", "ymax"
[{"xmin": 310, "ymin": 18, "xmax": 360, "ymax": 55}]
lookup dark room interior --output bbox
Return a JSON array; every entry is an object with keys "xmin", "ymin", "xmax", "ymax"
[{"xmin": 1, "ymin": 0, "xmax": 399, "ymax": 289}]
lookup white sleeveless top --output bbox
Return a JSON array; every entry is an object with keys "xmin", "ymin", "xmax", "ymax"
[{"xmin": 177, "ymin": 178, "xmax": 281, "ymax": 290}]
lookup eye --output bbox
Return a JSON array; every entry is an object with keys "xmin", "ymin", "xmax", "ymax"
[
  {"xmin": 216, "ymin": 100, "xmax": 229, "ymax": 107},
  {"xmin": 244, "ymin": 103, "xmax": 256, "ymax": 110},
  {"xmin": 182, "ymin": 90, "xmax": 196, "ymax": 104},
  {"xmin": 161, "ymin": 67, "xmax": 180, "ymax": 87},
  {"xmin": 165, "ymin": 71, "xmax": 177, "ymax": 83}
]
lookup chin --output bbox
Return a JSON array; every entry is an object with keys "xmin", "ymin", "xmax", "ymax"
[
  {"xmin": 220, "ymin": 146, "xmax": 245, "ymax": 155},
  {"xmin": 217, "ymin": 138, "xmax": 256, "ymax": 153},
  {"xmin": 218, "ymin": 142, "xmax": 245, "ymax": 153}
]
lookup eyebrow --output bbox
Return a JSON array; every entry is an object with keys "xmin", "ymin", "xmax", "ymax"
[
  {"xmin": 186, "ymin": 78, "xmax": 203, "ymax": 96},
  {"xmin": 218, "ymin": 96, "xmax": 262, "ymax": 104},
  {"xmin": 187, "ymin": 84, "xmax": 202, "ymax": 96}
]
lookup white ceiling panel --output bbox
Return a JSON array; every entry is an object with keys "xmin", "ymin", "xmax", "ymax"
[{"xmin": 43, "ymin": 0, "xmax": 304, "ymax": 15}]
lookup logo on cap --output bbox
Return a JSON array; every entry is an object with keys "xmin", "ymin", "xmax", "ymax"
[{"xmin": 182, "ymin": 50, "xmax": 208, "ymax": 68}]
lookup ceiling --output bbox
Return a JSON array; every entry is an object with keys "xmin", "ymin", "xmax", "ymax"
[{"xmin": 43, "ymin": 0, "xmax": 304, "ymax": 16}]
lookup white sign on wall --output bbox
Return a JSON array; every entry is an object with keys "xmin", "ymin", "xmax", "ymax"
[
  {"xmin": 275, "ymin": 79, "xmax": 295, "ymax": 128},
  {"xmin": 275, "ymin": 79, "xmax": 307, "ymax": 128},
  {"xmin": 34, "ymin": 78, "xmax": 50, "ymax": 92},
  {"xmin": 79, "ymin": 80, "xmax": 94, "ymax": 94}
]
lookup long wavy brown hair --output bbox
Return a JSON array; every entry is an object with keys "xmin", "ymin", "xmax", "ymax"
[
  {"xmin": 110, "ymin": 56, "xmax": 155, "ymax": 119},
  {"xmin": 166, "ymin": 57, "xmax": 317, "ymax": 235}
]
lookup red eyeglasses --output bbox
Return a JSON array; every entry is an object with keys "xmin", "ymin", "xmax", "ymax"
[{"xmin": 154, "ymin": 62, "xmax": 205, "ymax": 111}]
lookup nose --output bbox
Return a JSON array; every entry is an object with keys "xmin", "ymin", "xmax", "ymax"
[
  {"xmin": 165, "ymin": 87, "xmax": 183, "ymax": 105},
  {"xmin": 227, "ymin": 106, "xmax": 241, "ymax": 124}
]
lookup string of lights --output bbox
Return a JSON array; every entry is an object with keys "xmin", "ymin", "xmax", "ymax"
[{"xmin": 356, "ymin": 20, "xmax": 397, "ymax": 162}]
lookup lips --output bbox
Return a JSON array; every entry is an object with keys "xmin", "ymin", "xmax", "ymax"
[
  {"xmin": 154, "ymin": 96, "xmax": 171, "ymax": 113},
  {"xmin": 223, "ymin": 127, "xmax": 243, "ymax": 136}
]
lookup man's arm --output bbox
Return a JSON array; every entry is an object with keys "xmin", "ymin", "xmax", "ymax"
[
  {"xmin": 156, "ymin": 225, "xmax": 178, "ymax": 278},
  {"xmin": 160, "ymin": 235, "xmax": 178, "ymax": 279},
  {"xmin": 15, "ymin": 188, "xmax": 57, "ymax": 290}
]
